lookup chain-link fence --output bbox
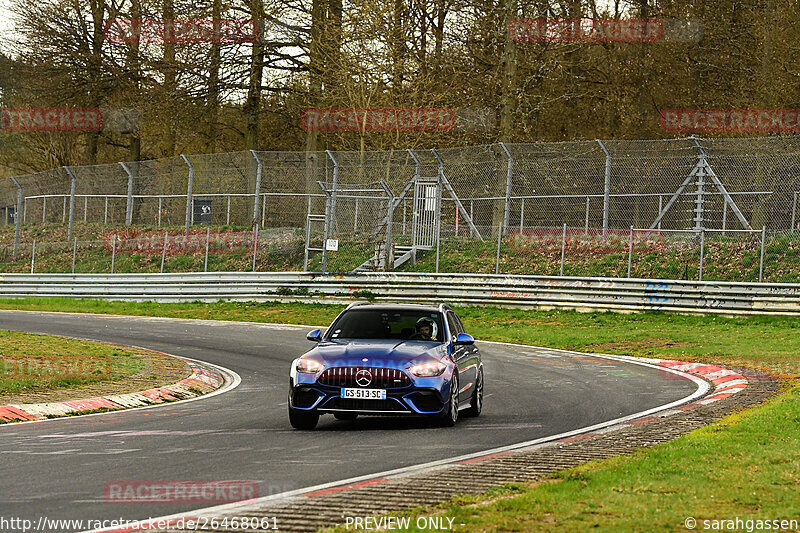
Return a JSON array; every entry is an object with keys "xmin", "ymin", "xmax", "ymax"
[{"xmin": 2, "ymin": 135, "xmax": 800, "ymax": 281}]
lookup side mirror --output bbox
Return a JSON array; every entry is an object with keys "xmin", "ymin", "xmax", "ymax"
[
  {"xmin": 306, "ymin": 329, "xmax": 322, "ymax": 342},
  {"xmin": 454, "ymin": 333, "xmax": 474, "ymax": 345}
]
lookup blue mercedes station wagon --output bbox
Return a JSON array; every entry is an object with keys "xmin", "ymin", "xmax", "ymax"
[{"xmin": 288, "ymin": 303, "xmax": 483, "ymax": 429}]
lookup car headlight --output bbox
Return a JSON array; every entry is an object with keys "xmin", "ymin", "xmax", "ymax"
[
  {"xmin": 296, "ymin": 358, "xmax": 323, "ymax": 374},
  {"xmin": 409, "ymin": 361, "xmax": 446, "ymax": 377}
]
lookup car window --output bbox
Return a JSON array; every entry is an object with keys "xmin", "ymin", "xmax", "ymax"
[
  {"xmin": 454, "ymin": 314, "xmax": 467, "ymax": 335},
  {"xmin": 327, "ymin": 309, "xmax": 445, "ymax": 341},
  {"xmin": 445, "ymin": 311, "xmax": 462, "ymax": 339}
]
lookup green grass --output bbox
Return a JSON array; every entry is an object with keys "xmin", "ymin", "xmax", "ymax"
[
  {"xmin": 0, "ymin": 298, "xmax": 798, "ymax": 531},
  {"xmin": 0, "ymin": 222, "xmax": 308, "ymax": 273},
  {"xmin": 346, "ymin": 388, "xmax": 800, "ymax": 532},
  {"xmin": 2, "ymin": 298, "xmax": 797, "ymax": 376},
  {"xmin": 0, "ymin": 329, "xmax": 145, "ymax": 396},
  {"xmin": 6, "ymin": 223, "xmax": 800, "ymax": 281}
]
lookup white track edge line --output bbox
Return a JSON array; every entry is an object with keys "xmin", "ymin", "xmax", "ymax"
[
  {"xmin": 81, "ymin": 339, "xmax": 709, "ymax": 533},
  {"xmin": 0, "ymin": 340, "xmax": 241, "ymax": 428}
]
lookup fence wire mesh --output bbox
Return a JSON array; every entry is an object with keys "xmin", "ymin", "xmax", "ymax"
[{"xmin": 3, "ymin": 136, "xmax": 800, "ymax": 282}]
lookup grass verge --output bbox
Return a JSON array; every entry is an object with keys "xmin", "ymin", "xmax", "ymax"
[
  {"xmin": 331, "ymin": 386, "xmax": 800, "ymax": 532},
  {"xmin": 0, "ymin": 329, "xmax": 144, "ymax": 396},
  {"xmin": 5, "ymin": 222, "xmax": 800, "ymax": 282},
  {"xmin": 0, "ymin": 298, "xmax": 798, "ymax": 530}
]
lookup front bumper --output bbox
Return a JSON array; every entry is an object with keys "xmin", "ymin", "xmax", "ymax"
[{"xmin": 289, "ymin": 379, "xmax": 450, "ymax": 416}]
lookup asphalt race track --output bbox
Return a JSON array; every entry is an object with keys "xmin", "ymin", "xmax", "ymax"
[{"xmin": 0, "ymin": 310, "xmax": 699, "ymax": 532}]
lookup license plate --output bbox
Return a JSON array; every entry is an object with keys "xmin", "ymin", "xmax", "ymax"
[{"xmin": 340, "ymin": 388, "xmax": 387, "ymax": 400}]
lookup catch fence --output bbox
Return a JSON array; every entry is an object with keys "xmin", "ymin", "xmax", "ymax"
[{"xmin": 2, "ymin": 136, "xmax": 800, "ymax": 281}]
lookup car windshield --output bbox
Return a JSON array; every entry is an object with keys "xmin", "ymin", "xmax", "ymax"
[{"xmin": 326, "ymin": 309, "xmax": 445, "ymax": 342}]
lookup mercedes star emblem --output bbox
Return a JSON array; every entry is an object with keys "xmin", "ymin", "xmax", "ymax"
[{"xmin": 355, "ymin": 369, "xmax": 372, "ymax": 387}]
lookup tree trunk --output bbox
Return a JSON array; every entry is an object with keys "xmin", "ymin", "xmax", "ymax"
[
  {"xmin": 245, "ymin": 0, "xmax": 264, "ymax": 151},
  {"xmin": 84, "ymin": 0, "xmax": 106, "ymax": 165},
  {"xmin": 127, "ymin": 0, "xmax": 143, "ymax": 223},
  {"xmin": 207, "ymin": 0, "xmax": 222, "ymax": 153},
  {"xmin": 161, "ymin": 0, "xmax": 177, "ymax": 157},
  {"xmin": 391, "ymin": 0, "xmax": 407, "ymax": 90}
]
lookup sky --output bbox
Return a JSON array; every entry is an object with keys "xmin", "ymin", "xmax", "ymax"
[{"xmin": 0, "ymin": 0, "xmax": 14, "ymax": 54}]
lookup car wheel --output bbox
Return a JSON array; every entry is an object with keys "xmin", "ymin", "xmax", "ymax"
[
  {"xmin": 334, "ymin": 412, "xmax": 358, "ymax": 421},
  {"xmin": 438, "ymin": 373, "xmax": 459, "ymax": 427},
  {"xmin": 288, "ymin": 407, "xmax": 319, "ymax": 430},
  {"xmin": 464, "ymin": 368, "xmax": 483, "ymax": 418}
]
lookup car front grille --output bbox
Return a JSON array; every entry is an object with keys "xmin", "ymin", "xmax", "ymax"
[{"xmin": 318, "ymin": 367, "xmax": 411, "ymax": 388}]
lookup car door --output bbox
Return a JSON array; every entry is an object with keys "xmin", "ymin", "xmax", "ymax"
[
  {"xmin": 455, "ymin": 311, "xmax": 480, "ymax": 401},
  {"xmin": 446, "ymin": 311, "xmax": 475, "ymax": 404}
]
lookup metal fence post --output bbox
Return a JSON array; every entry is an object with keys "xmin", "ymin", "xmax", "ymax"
[
  {"xmin": 72, "ymin": 237, "xmax": 77, "ymax": 274},
  {"xmin": 111, "ymin": 234, "xmax": 117, "ymax": 274},
  {"xmin": 317, "ymin": 181, "xmax": 330, "ymax": 273},
  {"xmin": 30, "ymin": 239, "xmax": 36, "ymax": 273},
  {"xmin": 10, "ymin": 177, "xmax": 22, "ymax": 256},
  {"xmin": 498, "ymin": 142, "xmax": 513, "ymax": 235},
  {"xmin": 495, "ymin": 221, "xmax": 503, "ymax": 275},
  {"xmin": 759, "ymin": 226, "xmax": 766, "ymax": 282},
  {"xmin": 252, "ymin": 223, "xmax": 259, "ymax": 272},
  {"xmin": 303, "ymin": 213, "xmax": 311, "ymax": 273},
  {"xmin": 204, "ymin": 227, "xmax": 210, "ymax": 272},
  {"xmin": 63, "ymin": 166, "xmax": 77, "ymax": 241},
  {"xmin": 431, "ymin": 149, "xmax": 445, "ymax": 273},
  {"xmin": 250, "ymin": 150, "xmax": 262, "ymax": 228},
  {"xmin": 160, "ymin": 231, "xmax": 168, "ymax": 273},
  {"xmin": 597, "ymin": 139, "xmax": 611, "ymax": 238},
  {"xmin": 519, "ymin": 197, "xmax": 524, "ymax": 233},
  {"xmin": 42, "ymin": 196, "xmax": 46, "ymax": 223},
  {"xmin": 699, "ymin": 228, "xmax": 705, "ymax": 281},
  {"xmin": 657, "ymin": 195, "xmax": 663, "ymax": 230},
  {"xmin": 378, "ymin": 181, "xmax": 394, "ymax": 272},
  {"xmin": 722, "ymin": 200, "xmax": 728, "ymax": 232},
  {"xmin": 792, "ymin": 192, "xmax": 798, "ymax": 231},
  {"xmin": 181, "ymin": 154, "xmax": 194, "ymax": 233},
  {"xmin": 120, "ymin": 162, "xmax": 135, "ymax": 227},
  {"xmin": 584, "ymin": 196, "xmax": 590, "ymax": 234},
  {"xmin": 326, "ymin": 151, "xmax": 338, "ymax": 236},
  {"xmin": 560, "ymin": 223, "xmax": 567, "ymax": 276},
  {"xmin": 627, "ymin": 226, "xmax": 634, "ymax": 278}
]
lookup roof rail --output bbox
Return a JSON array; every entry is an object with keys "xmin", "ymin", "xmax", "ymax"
[{"xmin": 345, "ymin": 301, "xmax": 371, "ymax": 310}]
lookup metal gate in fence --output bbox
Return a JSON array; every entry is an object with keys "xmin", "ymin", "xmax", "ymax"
[{"xmin": 412, "ymin": 176, "xmax": 440, "ymax": 250}]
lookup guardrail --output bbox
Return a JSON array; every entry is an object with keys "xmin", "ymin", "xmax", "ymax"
[{"xmin": 1, "ymin": 272, "xmax": 799, "ymax": 315}]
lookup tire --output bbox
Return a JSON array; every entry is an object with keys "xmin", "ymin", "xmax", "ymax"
[
  {"xmin": 463, "ymin": 368, "xmax": 483, "ymax": 418},
  {"xmin": 334, "ymin": 412, "xmax": 358, "ymax": 421},
  {"xmin": 438, "ymin": 373, "xmax": 459, "ymax": 427},
  {"xmin": 288, "ymin": 407, "xmax": 319, "ymax": 430}
]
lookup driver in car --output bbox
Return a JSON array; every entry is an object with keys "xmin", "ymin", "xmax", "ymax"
[{"xmin": 413, "ymin": 317, "xmax": 436, "ymax": 340}]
